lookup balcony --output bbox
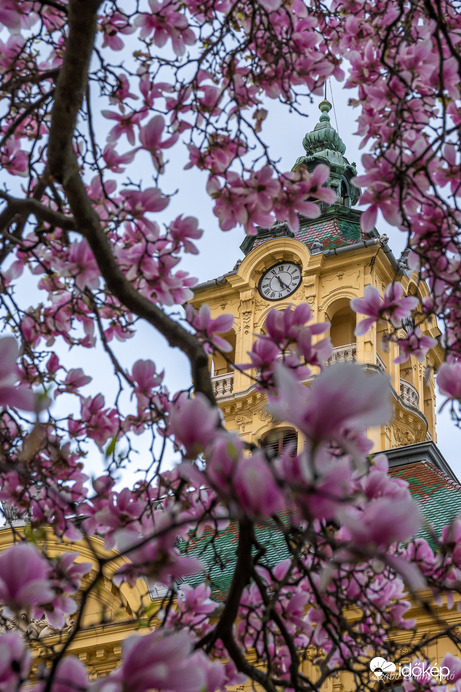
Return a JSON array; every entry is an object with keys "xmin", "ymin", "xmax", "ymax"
[
  {"xmin": 212, "ymin": 372, "xmax": 234, "ymax": 399},
  {"xmin": 376, "ymin": 354, "xmax": 386, "ymax": 372},
  {"xmin": 328, "ymin": 343, "xmax": 357, "ymax": 364},
  {"xmin": 400, "ymin": 379, "xmax": 419, "ymax": 408}
]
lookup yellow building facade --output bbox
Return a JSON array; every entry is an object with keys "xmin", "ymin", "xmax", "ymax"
[{"xmin": 192, "ymin": 231, "xmax": 442, "ymax": 453}]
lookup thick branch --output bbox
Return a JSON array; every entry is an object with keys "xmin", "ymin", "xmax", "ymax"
[
  {"xmin": 46, "ymin": 0, "xmax": 216, "ymax": 404},
  {"xmin": 0, "ymin": 193, "xmax": 76, "ymax": 232},
  {"xmin": 208, "ymin": 520, "xmax": 277, "ymax": 692}
]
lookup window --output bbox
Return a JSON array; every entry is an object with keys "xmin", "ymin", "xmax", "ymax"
[
  {"xmin": 330, "ymin": 305, "xmax": 356, "ymax": 348},
  {"xmin": 262, "ymin": 428, "xmax": 298, "ymax": 458},
  {"xmin": 210, "ymin": 329, "xmax": 236, "ymax": 376}
]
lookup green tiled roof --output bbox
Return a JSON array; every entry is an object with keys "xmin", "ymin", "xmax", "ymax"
[
  {"xmin": 182, "ymin": 461, "xmax": 461, "ymax": 599},
  {"xmin": 241, "ymin": 207, "xmax": 365, "ymax": 256},
  {"xmin": 297, "ymin": 214, "xmax": 361, "ymax": 250},
  {"xmin": 184, "ymin": 513, "xmax": 291, "ymax": 599},
  {"xmin": 391, "ymin": 461, "xmax": 461, "ymax": 539}
]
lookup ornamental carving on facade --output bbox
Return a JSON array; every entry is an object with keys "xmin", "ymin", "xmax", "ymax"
[
  {"xmin": 235, "ymin": 413, "xmax": 253, "ymax": 433},
  {"xmin": 393, "ymin": 426, "xmax": 416, "ymax": 446},
  {"xmin": 257, "ymin": 408, "xmax": 278, "ymax": 424},
  {"xmin": 242, "ymin": 310, "xmax": 253, "ymax": 335},
  {"xmin": 0, "ymin": 611, "xmax": 74, "ymax": 640}
]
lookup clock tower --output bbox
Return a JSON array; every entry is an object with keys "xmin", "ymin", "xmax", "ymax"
[{"xmin": 190, "ymin": 100, "xmax": 443, "ymax": 460}]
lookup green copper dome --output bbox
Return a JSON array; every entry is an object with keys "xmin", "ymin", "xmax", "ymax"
[
  {"xmin": 302, "ymin": 99, "xmax": 346, "ymax": 157},
  {"xmin": 294, "ymin": 99, "xmax": 360, "ymax": 208}
]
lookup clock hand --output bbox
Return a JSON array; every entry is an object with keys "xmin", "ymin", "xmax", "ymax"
[{"xmin": 276, "ymin": 276, "xmax": 290, "ymax": 290}]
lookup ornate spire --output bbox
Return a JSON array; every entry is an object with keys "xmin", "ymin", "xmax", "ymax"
[
  {"xmin": 294, "ymin": 99, "xmax": 360, "ymax": 208},
  {"xmin": 302, "ymin": 99, "xmax": 346, "ymax": 156}
]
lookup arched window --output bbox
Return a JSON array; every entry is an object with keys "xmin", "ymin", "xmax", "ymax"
[
  {"xmin": 329, "ymin": 305, "xmax": 356, "ymax": 349},
  {"xmin": 262, "ymin": 428, "xmax": 298, "ymax": 458},
  {"xmin": 211, "ymin": 329, "xmax": 236, "ymax": 376}
]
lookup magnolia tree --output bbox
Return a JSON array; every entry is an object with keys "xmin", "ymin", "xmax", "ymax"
[{"xmin": 0, "ymin": 0, "xmax": 461, "ymax": 690}]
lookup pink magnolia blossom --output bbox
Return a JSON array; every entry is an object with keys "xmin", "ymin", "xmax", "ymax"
[
  {"xmin": 433, "ymin": 143, "xmax": 460, "ymax": 195},
  {"xmin": 169, "ymin": 215, "xmax": 203, "ymax": 254},
  {"xmin": 358, "ymin": 454, "xmax": 410, "ymax": 502},
  {"xmin": 437, "ymin": 361, "xmax": 461, "ymax": 401},
  {"xmin": 64, "ymin": 240, "xmax": 100, "ymax": 291},
  {"xmin": 0, "ymin": 336, "xmax": 35, "ymax": 411},
  {"xmin": 257, "ymin": 0, "xmax": 282, "ymax": 10},
  {"xmin": 281, "ymin": 449, "xmax": 353, "ymax": 521},
  {"xmin": 91, "ymin": 488, "xmax": 144, "ymax": 550},
  {"xmin": 100, "ymin": 11, "xmax": 135, "ymax": 52},
  {"xmin": 0, "ymin": 543, "xmax": 53, "ymax": 613},
  {"xmin": 393, "ymin": 327, "xmax": 437, "ymax": 364},
  {"xmin": 441, "ymin": 519, "xmax": 461, "ymax": 568},
  {"xmin": 131, "ymin": 359, "xmax": 164, "ymax": 407},
  {"xmin": 178, "ymin": 583, "xmax": 216, "ymax": 619},
  {"xmin": 273, "ymin": 166, "xmax": 336, "ymax": 231},
  {"xmin": 351, "ymin": 283, "xmax": 419, "ymax": 335},
  {"xmin": 209, "ymin": 164, "xmax": 335, "ymax": 235},
  {"xmin": 1, "ymin": 258, "xmax": 24, "ymax": 288},
  {"xmin": 102, "ymin": 145, "xmax": 135, "ymax": 173},
  {"xmin": 208, "ymin": 170, "xmax": 275, "ymax": 234},
  {"xmin": 109, "ymin": 74, "xmax": 138, "ymax": 105},
  {"xmin": 1, "ymin": 137, "xmax": 28, "ymax": 177},
  {"xmin": 32, "ymin": 656, "xmax": 88, "ymax": 692},
  {"xmin": 234, "ymin": 452, "xmax": 285, "ymax": 518},
  {"xmin": 0, "ymin": 632, "xmax": 32, "ymax": 690},
  {"xmin": 0, "ymin": 0, "xmax": 37, "ymax": 30},
  {"xmin": 120, "ymin": 187, "xmax": 169, "ymax": 215},
  {"xmin": 59, "ymin": 368, "xmax": 92, "ymax": 395},
  {"xmin": 37, "ymin": 553, "xmax": 92, "ymax": 628},
  {"xmin": 441, "ymin": 653, "xmax": 461, "ymax": 683},
  {"xmin": 269, "ymin": 362, "xmax": 392, "ymax": 448},
  {"xmin": 135, "ymin": 0, "xmax": 196, "ymax": 56},
  {"xmin": 101, "ymin": 108, "xmax": 145, "ymax": 146},
  {"xmin": 114, "ymin": 525, "xmax": 204, "ymax": 587},
  {"xmin": 0, "ymin": 35, "xmax": 25, "ymax": 72},
  {"xmin": 79, "ymin": 394, "xmax": 119, "ymax": 449},
  {"xmin": 339, "ymin": 496, "xmax": 421, "ymax": 550},
  {"xmin": 248, "ymin": 337, "xmax": 281, "ymax": 369},
  {"xmin": 138, "ymin": 115, "xmax": 178, "ymax": 171},
  {"xmin": 265, "ymin": 303, "xmax": 326, "ymax": 344},
  {"xmin": 186, "ymin": 304, "xmax": 234, "ymax": 352},
  {"xmin": 96, "ymin": 630, "xmax": 209, "ymax": 692},
  {"xmin": 205, "ymin": 431, "xmax": 243, "ymax": 496},
  {"xmin": 169, "ymin": 393, "xmax": 219, "ymax": 457}
]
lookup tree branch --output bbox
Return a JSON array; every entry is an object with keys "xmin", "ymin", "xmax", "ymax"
[
  {"xmin": 46, "ymin": 0, "xmax": 216, "ymax": 404},
  {"xmin": 0, "ymin": 193, "xmax": 76, "ymax": 232},
  {"xmin": 207, "ymin": 519, "xmax": 278, "ymax": 692}
]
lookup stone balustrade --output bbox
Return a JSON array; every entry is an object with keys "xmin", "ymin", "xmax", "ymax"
[
  {"xmin": 328, "ymin": 343, "xmax": 357, "ymax": 363},
  {"xmin": 212, "ymin": 372, "xmax": 234, "ymax": 398},
  {"xmin": 400, "ymin": 379, "xmax": 419, "ymax": 408}
]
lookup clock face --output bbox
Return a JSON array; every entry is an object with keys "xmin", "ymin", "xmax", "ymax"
[{"xmin": 258, "ymin": 261, "xmax": 302, "ymax": 301}]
